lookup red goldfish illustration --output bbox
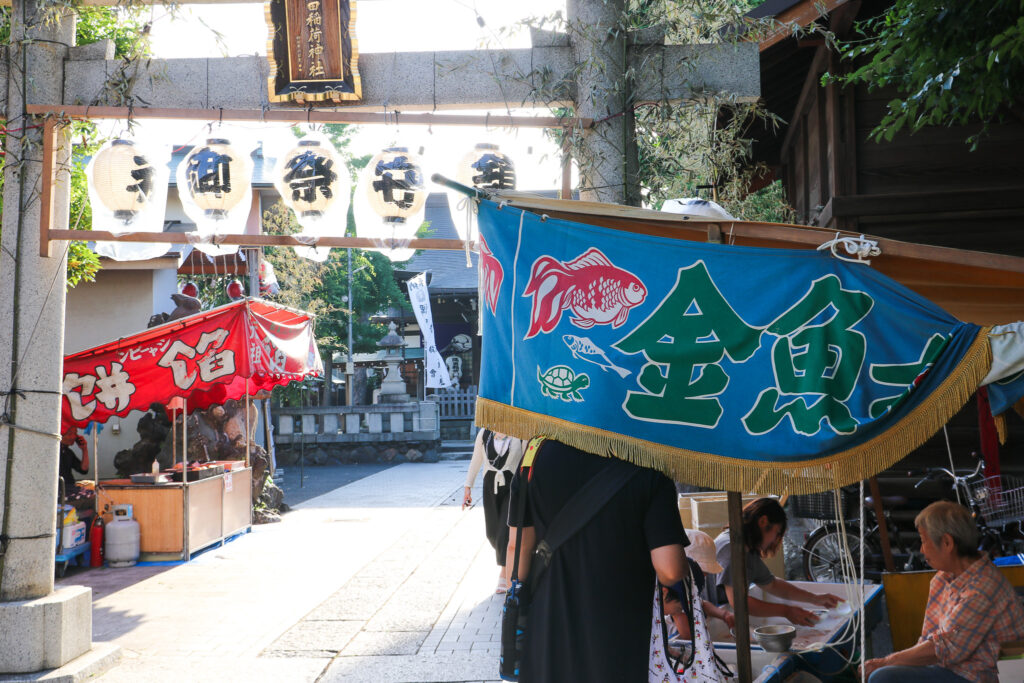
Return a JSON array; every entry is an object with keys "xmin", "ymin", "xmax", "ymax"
[
  {"xmin": 478, "ymin": 236, "xmax": 504, "ymax": 315},
  {"xmin": 523, "ymin": 247, "xmax": 647, "ymax": 339}
]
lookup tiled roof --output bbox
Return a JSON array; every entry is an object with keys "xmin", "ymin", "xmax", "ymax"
[{"xmin": 399, "ymin": 193, "xmax": 479, "ymax": 294}]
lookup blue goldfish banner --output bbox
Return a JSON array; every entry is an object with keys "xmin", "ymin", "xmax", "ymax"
[{"xmin": 474, "ymin": 200, "xmax": 992, "ymax": 494}]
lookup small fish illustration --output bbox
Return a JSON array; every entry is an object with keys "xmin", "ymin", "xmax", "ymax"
[
  {"xmin": 523, "ymin": 247, "xmax": 647, "ymax": 339},
  {"xmin": 563, "ymin": 335, "xmax": 630, "ymax": 378},
  {"xmin": 478, "ymin": 235, "xmax": 503, "ymax": 315}
]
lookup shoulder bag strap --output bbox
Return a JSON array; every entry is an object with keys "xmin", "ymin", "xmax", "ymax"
[{"xmin": 529, "ymin": 458, "xmax": 640, "ymax": 586}]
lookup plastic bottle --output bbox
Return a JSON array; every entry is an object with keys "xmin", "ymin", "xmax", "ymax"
[{"xmin": 151, "ymin": 458, "xmax": 160, "ymax": 475}]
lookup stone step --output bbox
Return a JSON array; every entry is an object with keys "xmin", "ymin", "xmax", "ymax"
[{"xmin": 441, "ymin": 440, "xmax": 474, "ymax": 453}]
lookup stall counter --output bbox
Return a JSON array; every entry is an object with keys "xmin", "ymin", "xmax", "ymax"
[{"xmin": 98, "ymin": 467, "xmax": 252, "ymax": 561}]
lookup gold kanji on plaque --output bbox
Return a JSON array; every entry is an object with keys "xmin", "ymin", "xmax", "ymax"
[{"xmin": 265, "ymin": 0, "xmax": 362, "ymax": 104}]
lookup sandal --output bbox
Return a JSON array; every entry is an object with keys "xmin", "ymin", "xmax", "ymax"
[{"xmin": 495, "ymin": 577, "xmax": 509, "ymax": 594}]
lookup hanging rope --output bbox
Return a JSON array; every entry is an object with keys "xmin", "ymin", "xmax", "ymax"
[
  {"xmin": 817, "ymin": 233, "xmax": 881, "ymax": 265},
  {"xmin": 943, "ymin": 425, "xmax": 962, "ymax": 505}
]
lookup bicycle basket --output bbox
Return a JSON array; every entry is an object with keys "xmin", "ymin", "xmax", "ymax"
[
  {"xmin": 788, "ymin": 488, "xmax": 859, "ymax": 521},
  {"xmin": 968, "ymin": 475, "xmax": 1024, "ymax": 529}
]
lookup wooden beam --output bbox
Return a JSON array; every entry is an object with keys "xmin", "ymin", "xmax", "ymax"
[
  {"xmin": 779, "ymin": 46, "xmax": 829, "ymax": 159},
  {"xmin": 728, "ymin": 492, "xmax": 753, "ymax": 683},
  {"xmin": 25, "ymin": 104, "xmax": 591, "ymax": 130},
  {"xmin": 757, "ymin": 0, "xmax": 850, "ymax": 51},
  {"xmin": 868, "ymin": 477, "xmax": 896, "ymax": 573},
  {"xmin": 832, "ymin": 188, "xmax": 1024, "ymax": 217},
  {"xmin": 49, "ymin": 229, "xmax": 470, "ymax": 251}
]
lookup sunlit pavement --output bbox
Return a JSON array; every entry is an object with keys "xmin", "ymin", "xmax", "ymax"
[{"xmin": 59, "ymin": 462, "xmax": 505, "ymax": 682}]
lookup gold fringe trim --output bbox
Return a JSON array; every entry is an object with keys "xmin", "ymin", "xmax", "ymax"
[
  {"xmin": 476, "ymin": 327, "xmax": 993, "ymax": 495},
  {"xmin": 1015, "ymin": 397, "xmax": 1024, "ymax": 423},
  {"xmin": 995, "ymin": 413, "xmax": 1008, "ymax": 445}
]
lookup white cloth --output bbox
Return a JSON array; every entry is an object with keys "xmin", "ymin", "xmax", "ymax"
[
  {"xmin": 407, "ymin": 272, "xmax": 452, "ymax": 389},
  {"xmin": 463, "ymin": 430, "xmax": 525, "ymax": 492},
  {"xmin": 983, "ymin": 322, "xmax": 1024, "ymax": 385},
  {"xmin": 648, "ymin": 576, "xmax": 726, "ymax": 683}
]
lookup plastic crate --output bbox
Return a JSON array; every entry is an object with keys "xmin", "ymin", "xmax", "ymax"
[{"xmin": 788, "ymin": 488, "xmax": 860, "ymax": 521}]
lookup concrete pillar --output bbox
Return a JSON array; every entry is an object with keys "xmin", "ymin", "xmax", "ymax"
[
  {"xmin": 567, "ymin": 0, "xmax": 636, "ymax": 204},
  {"xmin": 0, "ymin": 1, "xmax": 105, "ymax": 674},
  {"xmin": 0, "ymin": 0, "xmax": 74, "ymax": 604}
]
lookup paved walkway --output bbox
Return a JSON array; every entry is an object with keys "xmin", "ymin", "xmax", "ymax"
[{"xmin": 58, "ymin": 462, "xmax": 505, "ymax": 682}]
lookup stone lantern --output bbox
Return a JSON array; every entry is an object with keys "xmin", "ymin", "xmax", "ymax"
[{"xmin": 376, "ymin": 321, "xmax": 410, "ymax": 403}]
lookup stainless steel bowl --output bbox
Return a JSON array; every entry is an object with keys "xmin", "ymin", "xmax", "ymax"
[{"xmin": 753, "ymin": 624, "xmax": 796, "ymax": 652}]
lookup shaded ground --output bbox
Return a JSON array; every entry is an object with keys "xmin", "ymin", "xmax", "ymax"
[{"xmin": 277, "ymin": 463, "xmax": 395, "ymax": 507}]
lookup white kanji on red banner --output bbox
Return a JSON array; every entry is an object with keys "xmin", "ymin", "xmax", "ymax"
[
  {"xmin": 62, "ymin": 362, "xmax": 137, "ymax": 421},
  {"xmin": 157, "ymin": 327, "xmax": 236, "ymax": 389}
]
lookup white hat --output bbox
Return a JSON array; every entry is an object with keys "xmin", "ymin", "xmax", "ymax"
[{"xmin": 685, "ymin": 529, "xmax": 724, "ymax": 574}]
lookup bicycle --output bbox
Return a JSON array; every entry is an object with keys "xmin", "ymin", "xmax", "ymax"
[
  {"xmin": 915, "ymin": 461, "xmax": 1024, "ymax": 559},
  {"xmin": 799, "ymin": 461, "xmax": 1024, "ymax": 582},
  {"xmin": 798, "ymin": 484, "xmax": 925, "ymax": 583}
]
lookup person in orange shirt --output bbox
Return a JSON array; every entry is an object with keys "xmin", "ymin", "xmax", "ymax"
[{"xmin": 862, "ymin": 501, "xmax": 1024, "ymax": 683}]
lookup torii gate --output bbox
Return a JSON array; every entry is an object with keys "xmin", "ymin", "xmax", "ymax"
[{"xmin": 0, "ymin": 0, "xmax": 758, "ymax": 674}]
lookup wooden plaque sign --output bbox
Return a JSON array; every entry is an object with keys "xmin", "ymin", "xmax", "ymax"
[{"xmin": 265, "ymin": 0, "xmax": 362, "ymax": 104}]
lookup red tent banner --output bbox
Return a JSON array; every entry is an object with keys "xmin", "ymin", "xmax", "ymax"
[{"xmin": 61, "ymin": 299, "xmax": 322, "ymax": 429}]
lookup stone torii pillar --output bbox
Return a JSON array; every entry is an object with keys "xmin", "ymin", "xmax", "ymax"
[{"xmin": 0, "ymin": 0, "xmax": 107, "ymax": 675}]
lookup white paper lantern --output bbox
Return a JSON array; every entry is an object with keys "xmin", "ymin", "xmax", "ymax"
[
  {"xmin": 89, "ymin": 139, "xmax": 156, "ymax": 223},
  {"xmin": 364, "ymin": 147, "xmax": 426, "ymax": 220},
  {"xmin": 275, "ymin": 139, "xmax": 346, "ymax": 218},
  {"xmin": 456, "ymin": 142, "xmax": 516, "ymax": 193},
  {"xmin": 354, "ymin": 147, "xmax": 426, "ymax": 262},
  {"xmin": 183, "ymin": 138, "xmax": 251, "ymax": 219}
]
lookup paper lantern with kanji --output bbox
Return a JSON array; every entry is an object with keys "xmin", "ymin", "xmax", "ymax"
[
  {"xmin": 457, "ymin": 143, "xmax": 516, "ymax": 194},
  {"xmin": 183, "ymin": 138, "xmax": 252, "ymax": 219},
  {"xmin": 447, "ymin": 142, "xmax": 516, "ymax": 244},
  {"xmin": 364, "ymin": 147, "xmax": 426, "ymax": 221},
  {"xmin": 275, "ymin": 139, "xmax": 347, "ymax": 219},
  {"xmin": 353, "ymin": 147, "xmax": 426, "ymax": 262},
  {"xmin": 89, "ymin": 139, "xmax": 155, "ymax": 223}
]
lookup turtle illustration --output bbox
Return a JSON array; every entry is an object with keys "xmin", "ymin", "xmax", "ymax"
[{"xmin": 537, "ymin": 365, "xmax": 590, "ymax": 402}]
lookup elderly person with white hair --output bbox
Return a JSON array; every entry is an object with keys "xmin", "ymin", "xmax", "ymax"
[{"xmin": 863, "ymin": 501, "xmax": 1024, "ymax": 683}]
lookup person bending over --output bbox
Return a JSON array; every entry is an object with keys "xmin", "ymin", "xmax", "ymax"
[
  {"xmin": 707, "ymin": 497, "xmax": 841, "ymax": 626},
  {"xmin": 862, "ymin": 501, "xmax": 1024, "ymax": 683}
]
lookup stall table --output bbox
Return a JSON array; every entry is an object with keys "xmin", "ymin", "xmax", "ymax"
[
  {"xmin": 708, "ymin": 581, "xmax": 884, "ymax": 682},
  {"xmin": 99, "ymin": 466, "xmax": 251, "ymax": 561}
]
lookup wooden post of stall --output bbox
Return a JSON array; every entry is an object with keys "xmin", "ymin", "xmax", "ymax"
[
  {"xmin": 868, "ymin": 476, "xmax": 896, "ymax": 572},
  {"xmin": 728, "ymin": 491, "xmax": 753, "ymax": 683}
]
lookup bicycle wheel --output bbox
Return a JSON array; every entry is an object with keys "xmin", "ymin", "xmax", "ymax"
[{"xmin": 802, "ymin": 524, "xmax": 882, "ymax": 582}]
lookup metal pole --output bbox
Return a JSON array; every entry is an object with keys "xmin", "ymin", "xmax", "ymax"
[
  {"xmin": 728, "ymin": 491, "xmax": 753, "ymax": 683},
  {"xmin": 346, "ymin": 247, "xmax": 354, "ymax": 407},
  {"xmin": 183, "ymin": 399, "xmax": 189, "ymax": 562}
]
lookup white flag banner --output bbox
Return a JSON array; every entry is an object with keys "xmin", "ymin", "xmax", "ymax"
[{"xmin": 408, "ymin": 272, "xmax": 453, "ymax": 389}]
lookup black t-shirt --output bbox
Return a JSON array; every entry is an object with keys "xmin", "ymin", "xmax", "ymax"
[
  {"xmin": 58, "ymin": 444, "xmax": 87, "ymax": 494},
  {"xmin": 507, "ymin": 440, "xmax": 688, "ymax": 683}
]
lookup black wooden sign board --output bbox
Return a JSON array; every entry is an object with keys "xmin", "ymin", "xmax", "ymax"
[{"xmin": 265, "ymin": 0, "xmax": 362, "ymax": 104}]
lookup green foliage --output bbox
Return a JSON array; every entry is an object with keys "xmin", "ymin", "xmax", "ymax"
[
  {"xmin": 828, "ymin": 0, "xmax": 1024, "ymax": 147},
  {"xmin": 0, "ymin": 4, "xmax": 148, "ymax": 288},
  {"xmin": 505, "ymin": 2, "xmax": 795, "ymax": 222},
  {"xmin": 0, "ymin": 5, "xmax": 147, "ymax": 59}
]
